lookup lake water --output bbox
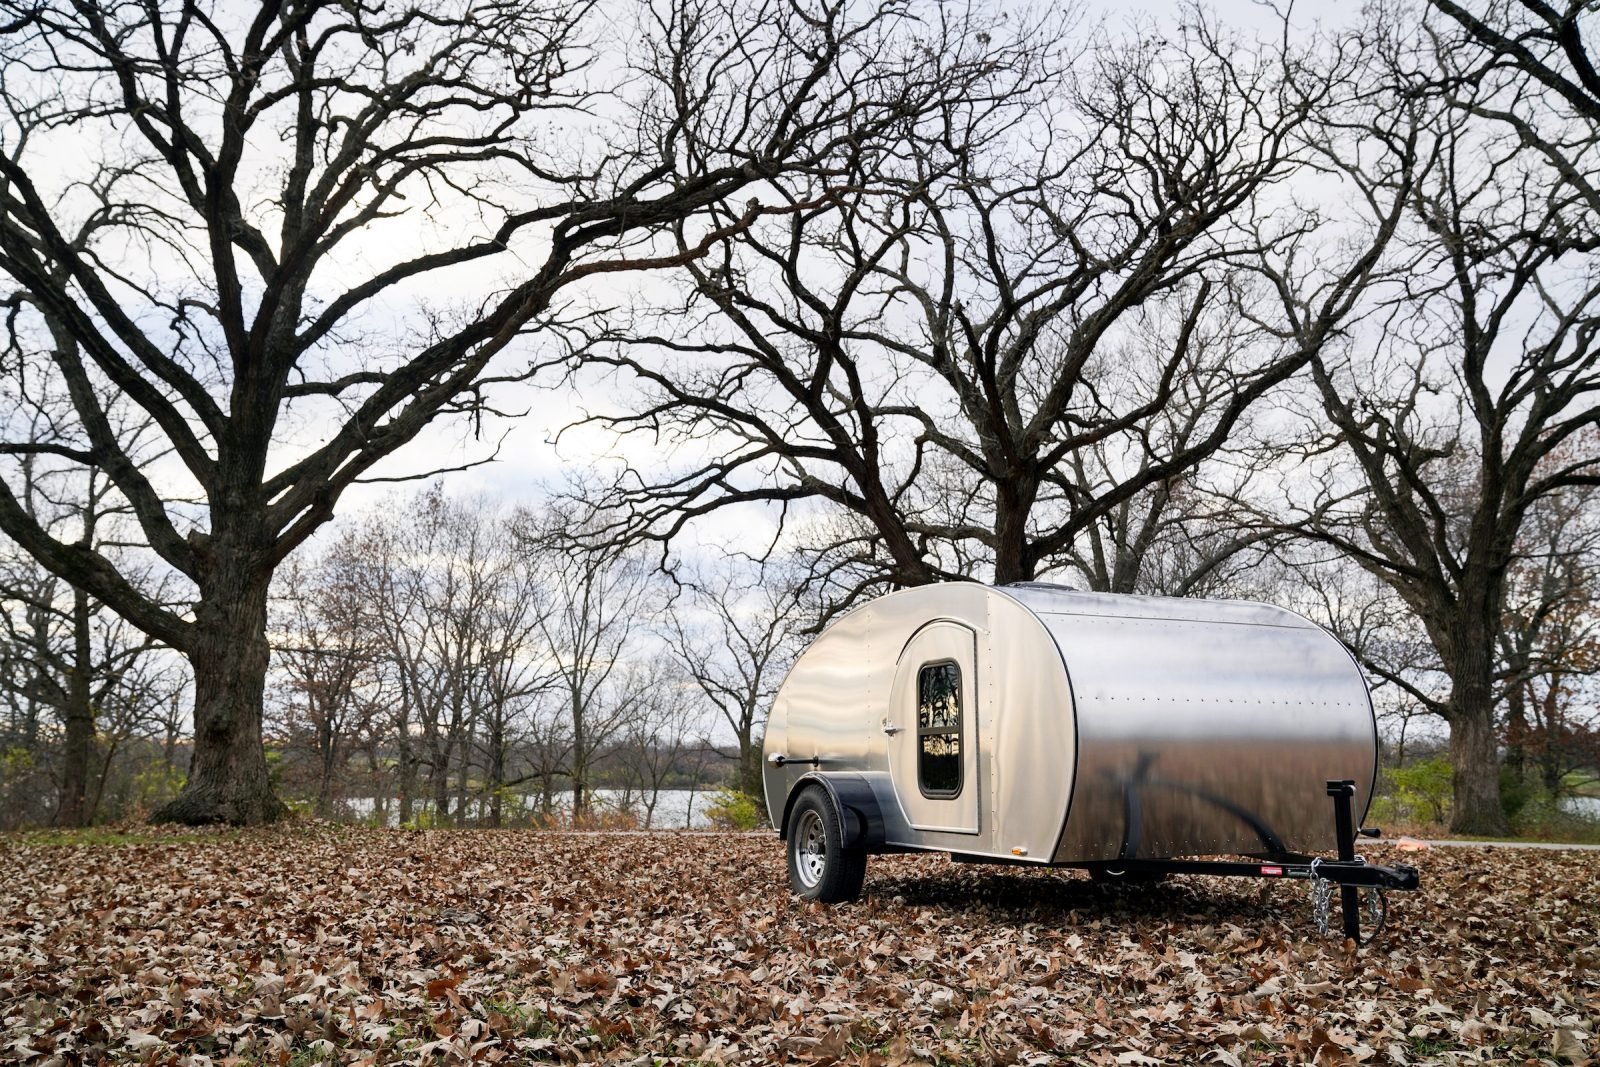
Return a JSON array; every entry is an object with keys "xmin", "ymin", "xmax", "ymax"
[
  {"xmin": 340, "ymin": 787, "xmax": 729, "ymax": 829},
  {"xmin": 1560, "ymin": 795, "xmax": 1600, "ymax": 818},
  {"xmin": 341, "ymin": 789, "xmax": 1596, "ymax": 830}
]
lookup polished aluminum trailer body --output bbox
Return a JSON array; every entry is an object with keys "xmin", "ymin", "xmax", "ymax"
[{"xmin": 762, "ymin": 583, "xmax": 1377, "ymax": 865}]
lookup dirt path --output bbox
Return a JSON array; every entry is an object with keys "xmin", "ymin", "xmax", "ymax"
[{"xmin": 1366, "ymin": 837, "xmax": 1600, "ymax": 851}]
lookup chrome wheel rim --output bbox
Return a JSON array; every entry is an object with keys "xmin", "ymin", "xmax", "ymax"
[{"xmin": 794, "ymin": 809, "xmax": 827, "ymax": 888}]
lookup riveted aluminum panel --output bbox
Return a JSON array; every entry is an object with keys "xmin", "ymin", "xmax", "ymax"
[{"xmin": 996, "ymin": 586, "xmax": 1376, "ymax": 862}]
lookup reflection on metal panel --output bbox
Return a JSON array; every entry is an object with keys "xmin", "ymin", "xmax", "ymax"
[
  {"xmin": 917, "ymin": 671, "xmax": 962, "ymax": 795},
  {"xmin": 888, "ymin": 622, "xmax": 978, "ymax": 832},
  {"xmin": 1031, "ymin": 604, "xmax": 1375, "ymax": 861},
  {"xmin": 918, "ymin": 663, "xmax": 961, "ymax": 729},
  {"xmin": 1000, "ymin": 585, "xmax": 1308, "ymax": 629},
  {"xmin": 764, "ymin": 582, "xmax": 1374, "ymax": 866}
]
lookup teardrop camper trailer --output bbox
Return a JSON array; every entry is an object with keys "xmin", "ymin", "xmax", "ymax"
[{"xmin": 763, "ymin": 583, "xmax": 1419, "ymax": 941}]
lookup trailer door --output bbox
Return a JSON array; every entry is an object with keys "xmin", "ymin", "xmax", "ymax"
[{"xmin": 887, "ymin": 621, "xmax": 980, "ymax": 834}]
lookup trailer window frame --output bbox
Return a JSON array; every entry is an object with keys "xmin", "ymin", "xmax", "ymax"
[{"xmin": 915, "ymin": 659, "xmax": 963, "ymax": 799}]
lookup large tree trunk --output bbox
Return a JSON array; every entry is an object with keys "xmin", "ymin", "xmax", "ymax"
[
  {"xmin": 57, "ymin": 586, "xmax": 94, "ymax": 827},
  {"xmin": 1446, "ymin": 674, "xmax": 1509, "ymax": 836},
  {"xmin": 540, "ymin": 773, "xmax": 555, "ymax": 822},
  {"xmin": 453, "ymin": 725, "xmax": 470, "ymax": 824},
  {"xmin": 364, "ymin": 746, "xmax": 386, "ymax": 825},
  {"xmin": 90, "ymin": 738, "xmax": 117, "ymax": 824},
  {"xmin": 397, "ymin": 754, "xmax": 415, "ymax": 826},
  {"xmin": 1441, "ymin": 588, "xmax": 1510, "ymax": 836},
  {"xmin": 991, "ymin": 480, "xmax": 1039, "ymax": 586},
  {"xmin": 150, "ymin": 563, "xmax": 285, "ymax": 825},
  {"xmin": 394, "ymin": 704, "xmax": 415, "ymax": 825}
]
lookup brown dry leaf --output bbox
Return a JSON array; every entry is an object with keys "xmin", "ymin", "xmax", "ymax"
[
  {"xmin": 1552, "ymin": 1028, "xmax": 1589, "ymax": 1063},
  {"xmin": 811, "ymin": 1023, "xmax": 850, "ymax": 1063},
  {"xmin": 0, "ymin": 828, "xmax": 1594, "ymax": 1067},
  {"xmin": 1114, "ymin": 1050, "xmax": 1162, "ymax": 1065}
]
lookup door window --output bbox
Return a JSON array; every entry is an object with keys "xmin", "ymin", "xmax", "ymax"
[{"xmin": 917, "ymin": 661, "xmax": 962, "ymax": 798}]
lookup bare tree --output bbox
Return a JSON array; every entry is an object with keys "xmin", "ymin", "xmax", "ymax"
[
  {"xmin": 614, "ymin": 658, "xmax": 704, "ymax": 829},
  {"xmin": 343, "ymin": 513, "xmax": 428, "ymax": 822},
  {"xmin": 1428, "ymin": 1, "xmax": 1600, "ymax": 132},
  {"xmin": 1274, "ymin": 6, "xmax": 1600, "ymax": 833},
  {"xmin": 269, "ymin": 551, "xmax": 381, "ymax": 820},
  {"xmin": 0, "ymin": 390, "xmax": 175, "ymax": 825},
  {"xmin": 1498, "ymin": 453, "xmax": 1600, "ymax": 798},
  {"xmin": 565, "ymin": 12, "xmax": 1409, "ymax": 616},
  {"xmin": 661, "ymin": 562, "xmax": 804, "ymax": 795},
  {"xmin": 270, "ymin": 487, "xmax": 555, "ymax": 827},
  {"xmin": 0, "ymin": 0, "xmax": 1017, "ymax": 823},
  {"xmin": 333, "ymin": 487, "xmax": 531, "ymax": 825},
  {"xmin": 515, "ymin": 507, "xmax": 658, "ymax": 823},
  {"xmin": 465, "ymin": 535, "xmax": 549, "ymax": 828},
  {"xmin": 0, "ymin": 550, "xmax": 177, "ymax": 825},
  {"xmin": 1270, "ymin": 546, "xmax": 1450, "ymax": 763},
  {"xmin": 1049, "ymin": 319, "xmax": 1292, "ymax": 596},
  {"xmin": 407, "ymin": 493, "xmax": 499, "ymax": 824},
  {"xmin": 518, "ymin": 694, "xmax": 576, "ymax": 825}
]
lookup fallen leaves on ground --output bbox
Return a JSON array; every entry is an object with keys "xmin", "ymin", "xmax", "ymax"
[{"xmin": 1, "ymin": 827, "xmax": 1595, "ymax": 1065}]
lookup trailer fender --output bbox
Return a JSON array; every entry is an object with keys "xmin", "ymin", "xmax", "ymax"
[{"xmin": 780, "ymin": 773, "xmax": 886, "ymax": 851}]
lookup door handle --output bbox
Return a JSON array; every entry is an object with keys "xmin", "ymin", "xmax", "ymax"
[
  {"xmin": 881, "ymin": 719, "xmax": 901, "ymax": 735},
  {"xmin": 768, "ymin": 753, "xmax": 822, "ymax": 768}
]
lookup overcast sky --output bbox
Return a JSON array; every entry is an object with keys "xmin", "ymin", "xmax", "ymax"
[{"xmin": 306, "ymin": 0, "xmax": 1373, "ymax": 586}]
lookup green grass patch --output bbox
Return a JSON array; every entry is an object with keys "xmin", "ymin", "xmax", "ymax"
[
  {"xmin": 1406, "ymin": 1033, "xmax": 1459, "ymax": 1057},
  {"xmin": 1560, "ymin": 770, "xmax": 1599, "ymax": 797},
  {"xmin": 482, "ymin": 998, "xmax": 558, "ymax": 1039}
]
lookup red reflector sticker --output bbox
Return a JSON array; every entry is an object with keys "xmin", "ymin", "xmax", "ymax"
[{"xmin": 1260, "ymin": 865, "xmax": 1284, "ymax": 876}]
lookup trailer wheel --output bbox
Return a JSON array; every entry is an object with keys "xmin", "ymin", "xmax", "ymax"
[{"xmin": 786, "ymin": 787, "xmax": 867, "ymax": 903}]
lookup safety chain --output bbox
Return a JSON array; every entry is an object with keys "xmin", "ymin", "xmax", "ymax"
[
  {"xmin": 1310, "ymin": 859, "xmax": 1334, "ymax": 936},
  {"xmin": 1366, "ymin": 885, "xmax": 1388, "ymax": 939},
  {"xmin": 1309, "ymin": 862, "xmax": 1390, "ymax": 941}
]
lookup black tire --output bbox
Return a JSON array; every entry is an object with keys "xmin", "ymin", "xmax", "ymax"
[{"xmin": 785, "ymin": 786, "xmax": 868, "ymax": 903}]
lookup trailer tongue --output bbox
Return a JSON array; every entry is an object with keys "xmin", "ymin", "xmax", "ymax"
[{"xmin": 1067, "ymin": 781, "xmax": 1420, "ymax": 942}]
